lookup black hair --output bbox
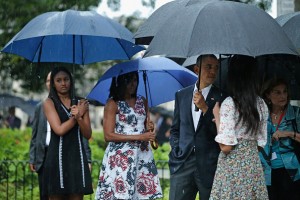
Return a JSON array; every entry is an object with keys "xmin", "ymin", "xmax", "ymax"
[
  {"xmin": 48, "ymin": 67, "xmax": 74, "ymax": 106},
  {"xmin": 228, "ymin": 55, "xmax": 261, "ymax": 135},
  {"xmin": 109, "ymin": 71, "xmax": 139, "ymax": 102},
  {"xmin": 196, "ymin": 54, "xmax": 218, "ymax": 67},
  {"xmin": 262, "ymin": 77, "xmax": 290, "ymax": 111}
]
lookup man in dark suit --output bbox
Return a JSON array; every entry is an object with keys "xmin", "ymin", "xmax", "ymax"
[
  {"xmin": 169, "ymin": 54, "xmax": 227, "ymax": 200},
  {"xmin": 29, "ymin": 72, "xmax": 92, "ymax": 199},
  {"xmin": 5, "ymin": 106, "xmax": 21, "ymax": 129}
]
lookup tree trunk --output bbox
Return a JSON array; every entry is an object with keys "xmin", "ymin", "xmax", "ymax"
[{"xmin": 295, "ymin": 0, "xmax": 300, "ymax": 11}]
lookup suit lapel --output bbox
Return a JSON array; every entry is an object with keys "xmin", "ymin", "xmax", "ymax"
[
  {"xmin": 195, "ymin": 86, "xmax": 217, "ymax": 132},
  {"xmin": 187, "ymin": 87, "xmax": 195, "ymax": 132}
]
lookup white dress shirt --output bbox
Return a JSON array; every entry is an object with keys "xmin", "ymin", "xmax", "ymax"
[
  {"xmin": 192, "ymin": 84, "xmax": 212, "ymax": 131},
  {"xmin": 46, "ymin": 121, "xmax": 51, "ymax": 146}
]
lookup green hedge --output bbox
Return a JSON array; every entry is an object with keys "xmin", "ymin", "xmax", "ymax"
[{"xmin": 0, "ymin": 128, "xmax": 171, "ymax": 200}]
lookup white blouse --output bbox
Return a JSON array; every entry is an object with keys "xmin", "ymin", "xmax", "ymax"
[{"xmin": 215, "ymin": 96, "xmax": 268, "ymax": 148}]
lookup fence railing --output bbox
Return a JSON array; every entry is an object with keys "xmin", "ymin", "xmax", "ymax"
[{"xmin": 0, "ymin": 160, "xmax": 169, "ymax": 200}]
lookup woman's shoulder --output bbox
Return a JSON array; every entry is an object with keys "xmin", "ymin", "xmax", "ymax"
[
  {"xmin": 287, "ymin": 104, "xmax": 300, "ymax": 117},
  {"xmin": 222, "ymin": 96, "xmax": 234, "ymax": 105},
  {"xmin": 137, "ymin": 95, "xmax": 147, "ymax": 106},
  {"xmin": 106, "ymin": 98, "xmax": 117, "ymax": 106},
  {"xmin": 43, "ymin": 97, "xmax": 54, "ymax": 106},
  {"xmin": 137, "ymin": 95, "xmax": 146, "ymax": 101}
]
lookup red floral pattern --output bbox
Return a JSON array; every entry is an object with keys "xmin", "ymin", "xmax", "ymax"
[{"xmin": 95, "ymin": 96, "xmax": 162, "ymax": 200}]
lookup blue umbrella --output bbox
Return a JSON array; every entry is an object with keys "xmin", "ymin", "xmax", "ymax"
[
  {"xmin": 87, "ymin": 57, "xmax": 197, "ymax": 107},
  {"xmin": 1, "ymin": 10, "xmax": 144, "ymax": 65}
]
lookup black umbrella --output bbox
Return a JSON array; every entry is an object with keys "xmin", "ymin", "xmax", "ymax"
[
  {"xmin": 213, "ymin": 55, "xmax": 300, "ymax": 100},
  {"xmin": 276, "ymin": 11, "xmax": 300, "ymax": 50},
  {"xmin": 134, "ymin": 0, "xmax": 220, "ymax": 45},
  {"xmin": 144, "ymin": 1, "xmax": 298, "ymax": 58}
]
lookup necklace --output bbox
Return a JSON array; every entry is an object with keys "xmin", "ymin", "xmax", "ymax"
[{"xmin": 271, "ymin": 110, "xmax": 283, "ymax": 120}]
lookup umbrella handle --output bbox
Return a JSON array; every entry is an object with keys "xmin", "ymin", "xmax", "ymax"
[
  {"xmin": 195, "ymin": 56, "xmax": 202, "ymax": 112},
  {"xmin": 71, "ymin": 98, "xmax": 78, "ymax": 106},
  {"xmin": 150, "ymin": 138, "xmax": 159, "ymax": 150}
]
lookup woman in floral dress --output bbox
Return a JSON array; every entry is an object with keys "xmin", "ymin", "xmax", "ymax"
[
  {"xmin": 95, "ymin": 71, "xmax": 163, "ymax": 200},
  {"xmin": 210, "ymin": 55, "xmax": 269, "ymax": 200}
]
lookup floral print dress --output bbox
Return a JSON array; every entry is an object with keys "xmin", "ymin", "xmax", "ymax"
[
  {"xmin": 210, "ymin": 97, "xmax": 269, "ymax": 200},
  {"xmin": 95, "ymin": 96, "xmax": 162, "ymax": 200}
]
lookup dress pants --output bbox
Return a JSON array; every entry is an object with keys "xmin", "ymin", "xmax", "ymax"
[{"xmin": 169, "ymin": 151, "xmax": 212, "ymax": 200}]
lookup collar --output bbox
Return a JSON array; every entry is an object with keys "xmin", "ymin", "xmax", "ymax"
[{"xmin": 193, "ymin": 83, "xmax": 212, "ymax": 96}]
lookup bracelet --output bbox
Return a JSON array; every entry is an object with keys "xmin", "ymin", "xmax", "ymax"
[{"xmin": 294, "ymin": 132, "xmax": 297, "ymax": 140}]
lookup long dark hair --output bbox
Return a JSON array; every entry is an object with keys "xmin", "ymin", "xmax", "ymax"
[
  {"xmin": 109, "ymin": 71, "xmax": 139, "ymax": 102},
  {"xmin": 48, "ymin": 67, "xmax": 74, "ymax": 106},
  {"xmin": 262, "ymin": 77, "xmax": 290, "ymax": 111},
  {"xmin": 228, "ymin": 55, "xmax": 261, "ymax": 135}
]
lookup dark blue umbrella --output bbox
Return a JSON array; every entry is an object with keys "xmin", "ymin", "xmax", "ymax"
[
  {"xmin": 87, "ymin": 57, "xmax": 197, "ymax": 107},
  {"xmin": 1, "ymin": 10, "xmax": 144, "ymax": 65}
]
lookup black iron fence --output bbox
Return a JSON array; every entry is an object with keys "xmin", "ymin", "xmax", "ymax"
[{"xmin": 0, "ymin": 160, "xmax": 169, "ymax": 200}]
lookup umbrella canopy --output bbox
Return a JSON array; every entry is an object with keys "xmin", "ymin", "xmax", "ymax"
[
  {"xmin": 144, "ymin": 1, "xmax": 299, "ymax": 58},
  {"xmin": 1, "ymin": 10, "xmax": 144, "ymax": 65},
  {"xmin": 213, "ymin": 55, "xmax": 300, "ymax": 100},
  {"xmin": 0, "ymin": 93, "xmax": 36, "ymax": 117},
  {"xmin": 134, "ymin": 0, "xmax": 219, "ymax": 45},
  {"xmin": 276, "ymin": 11, "xmax": 300, "ymax": 50},
  {"xmin": 87, "ymin": 57, "xmax": 197, "ymax": 107}
]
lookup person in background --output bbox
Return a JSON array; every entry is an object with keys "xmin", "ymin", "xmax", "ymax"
[
  {"xmin": 260, "ymin": 77, "xmax": 300, "ymax": 200},
  {"xmin": 43, "ymin": 67, "xmax": 93, "ymax": 199},
  {"xmin": 0, "ymin": 112, "xmax": 4, "ymax": 128},
  {"xmin": 169, "ymin": 54, "xmax": 227, "ymax": 200},
  {"xmin": 210, "ymin": 55, "xmax": 268, "ymax": 199},
  {"xmin": 29, "ymin": 72, "xmax": 52, "ymax": 200},
  {"xmin": 4, "ymin": 106, "xmax": 21, "ymax": 129},
  {"xmin": 95, "ymin": 71, "xmax": 162, "ymax": 200}
]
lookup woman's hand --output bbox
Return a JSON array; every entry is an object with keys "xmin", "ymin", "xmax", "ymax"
[
  {"xmin": 272, "ymin": 130, "xmax": 291, "ymax": 141},
  {"xmin": 71, "ymin": 99, "xmax": 89, "ymax": 120},
  {"xmin": 71, "ymin": 105, "xmax": 79, "ymax": 117},
  {"xmin": 140, "ymin": 131, "xmax": 156, "ymax": 142},
  {"xmin": 78, "ymin": 99, "xmax": 89, "ymax": 116},
  {"xmin": 146, "ymin": 120, "xmax": 155, "ymax": 132}
]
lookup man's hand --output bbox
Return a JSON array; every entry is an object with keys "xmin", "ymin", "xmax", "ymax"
[
  {"xmin": 193, "ymin": 91, "xmax": 208, "ymax": 113},
  {"xmin": 29, "ymin": 163, "xmax": 36, "ymax": 172}
]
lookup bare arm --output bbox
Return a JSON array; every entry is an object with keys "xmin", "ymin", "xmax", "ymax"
[
  {"xmin": 103, "ymin": 99, "xmax": 155, "ymax": 142},
  {"xmin": 43, "ymin": 98, "xmax": 77, "ymax": 136},
  {"xmin": 213, "ymin": 102, "xmax": 233, "ymax": 154},
  {"xmin": 72, "ymin": 100, "xmax": 92, "ymax": 139},
  {"xmin": 273, "ymin": 130, "xmax": 300, "ymax": 143}
]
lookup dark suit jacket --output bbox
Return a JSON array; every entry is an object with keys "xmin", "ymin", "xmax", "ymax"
[
  {"xmin": 169, "ymin": 84, "xmax": 227, "ymax": 187},
  {"xmin": 29, "ymin": 102, "xmax": 91, "ymax": 172},
  {"xmin": 6, "ymin": 116, "xmax": 21, "ymax": 129}
]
